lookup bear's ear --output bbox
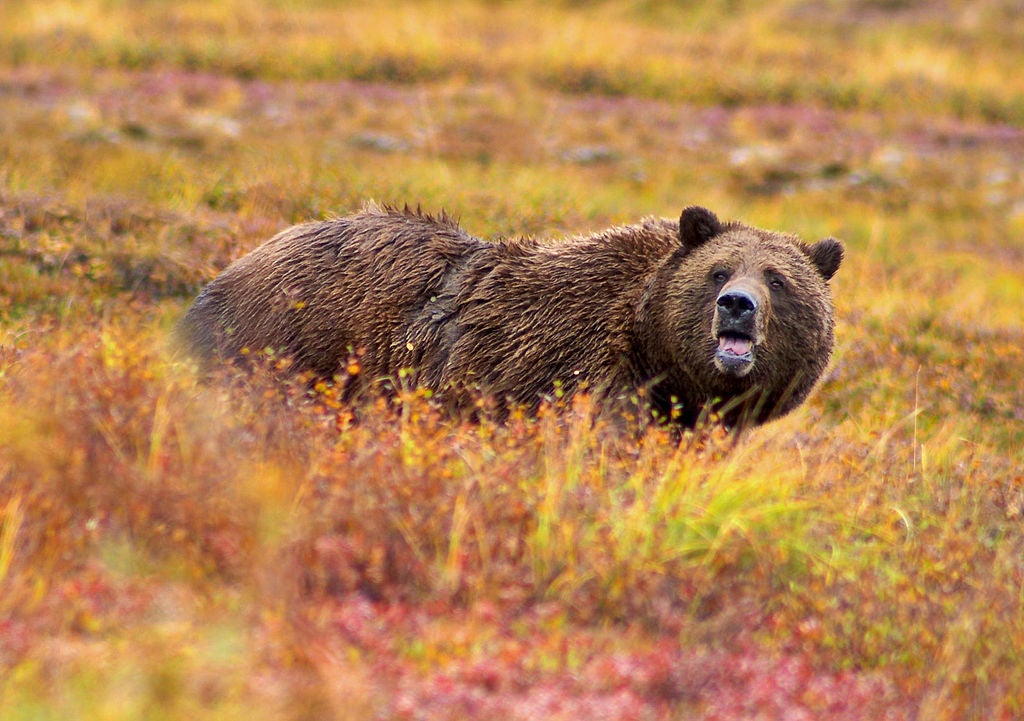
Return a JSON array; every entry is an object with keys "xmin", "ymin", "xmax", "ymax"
[
  {"xmin": 805, "ymin": 238, "xmax": 844, "ymax": 281},
  {"xmin": 679, "ymin": 206, "xmax": 722, "ymax": 251}
]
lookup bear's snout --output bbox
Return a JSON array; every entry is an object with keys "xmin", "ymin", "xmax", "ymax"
[
  {"xmin": 716, "ymin": 288, "xmax": 758, "ymax": 326},
  {"xmin": 712, "ymin": 285, "xmax": 766, "ymax": 377}
]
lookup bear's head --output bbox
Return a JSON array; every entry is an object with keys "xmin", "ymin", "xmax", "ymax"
[{"xmin": 643, "ymin": 206, "xmax": 843, "ymax": 425}]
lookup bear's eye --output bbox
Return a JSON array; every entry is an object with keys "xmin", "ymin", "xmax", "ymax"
[
  {"xmin": 712, "ymin": 270, "xmax": 730, "ymax": 285},
  {"xmin": 768, "ymin": 274, "xmax": 786, "ymax": 291}
]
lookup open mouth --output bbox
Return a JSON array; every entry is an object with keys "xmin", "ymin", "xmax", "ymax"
[{"xmin": 714, "ymin": 332, "xmax": 755, "ymax": 375}]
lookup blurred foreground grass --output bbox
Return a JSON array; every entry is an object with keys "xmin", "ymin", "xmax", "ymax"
[{"xmin": 1, "ymin": 1, "xmax": 1023, "ymax": 719}]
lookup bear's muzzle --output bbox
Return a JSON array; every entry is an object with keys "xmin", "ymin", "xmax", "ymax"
[{"xmin": 712, "ymin": 287, "xmax": 763, "ymax": 377}]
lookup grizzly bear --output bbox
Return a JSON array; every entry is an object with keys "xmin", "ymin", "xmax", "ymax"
[{"xmin": 179, "ymin": 203, "xmax": 842, "ymax": 428}]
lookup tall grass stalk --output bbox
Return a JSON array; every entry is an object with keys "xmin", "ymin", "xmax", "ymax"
[{"xmin": 0, "ymin": 494, "xmax": 23, "ymax": 583}]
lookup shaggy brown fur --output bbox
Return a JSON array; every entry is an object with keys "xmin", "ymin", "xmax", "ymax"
[{"xmin": 179, "ymin": 203, "xmax": 843, "ymax": 427}]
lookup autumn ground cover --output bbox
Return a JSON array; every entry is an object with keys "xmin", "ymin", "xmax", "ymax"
[{"xmin": 1, "ymin": 0, "xmax": 1023, "ymax": 718}]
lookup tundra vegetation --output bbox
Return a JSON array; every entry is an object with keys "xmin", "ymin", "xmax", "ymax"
[{"xmin": 1, "ymin": 1, "xmax": 1023, "ymax": 719}]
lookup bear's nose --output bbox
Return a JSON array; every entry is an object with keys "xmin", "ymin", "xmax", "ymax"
[{"xmin": 716, "ymin": 289, "xmax": 758, "ymax": 322}]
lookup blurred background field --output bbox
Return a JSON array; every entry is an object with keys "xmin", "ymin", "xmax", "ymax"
[{"xmin": 1, "ymin": 1, "xmax": 1023, "ymax": 719}]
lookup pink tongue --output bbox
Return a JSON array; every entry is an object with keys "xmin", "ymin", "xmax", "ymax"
[{"xmin": 719, "ymin": 336, "xmax": 752, "ymax": 356}]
